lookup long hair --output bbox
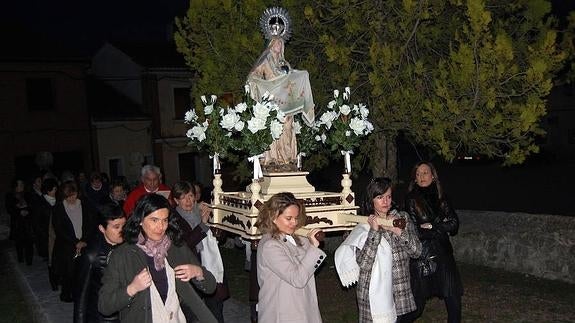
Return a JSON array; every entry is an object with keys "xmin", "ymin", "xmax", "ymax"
[
  {"xmin": 255, "ymin": 192, "xmax": 305, "ymax": 240},
  {"xmin": 122, "ymin": 194, "xmax": 183, "ymax": 246},
  {"xmin": 407, "ymin": 161, "xmax": 444, "ymax": 199},
  {"xmin": 363, "ymin": 177, "xmax": 394, "ymax": 216}
]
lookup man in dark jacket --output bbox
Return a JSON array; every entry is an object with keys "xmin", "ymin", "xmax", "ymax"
[{"xmin": 73, "ymin": 205, "xmax": 126, "ymax": 323}]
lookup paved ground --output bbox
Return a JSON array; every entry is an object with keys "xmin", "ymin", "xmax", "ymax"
[{"xmin": 1, "ymin": 226, "xmax": 250, "ymax": 323}]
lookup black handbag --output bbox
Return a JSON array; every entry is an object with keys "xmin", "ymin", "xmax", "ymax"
[{"xmin": 417, "ymin": 244, "xmax": 437, "ymax": 277}]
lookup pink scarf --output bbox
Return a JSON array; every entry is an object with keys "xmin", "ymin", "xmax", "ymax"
[{"xmin": 137, "ymin": 233, "xmax": 171, "ymax": 270}]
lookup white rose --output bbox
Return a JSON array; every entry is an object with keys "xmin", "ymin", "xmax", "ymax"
[
  {"xmin": 349, "ymin": 117, "xmax": 367, "ymax": 136},
  {"xmin": 190, "ymin": 125, "xmax": 207, "ymax": 142},
  {"xmin": 220, "ymin": 111, "xmax": 241, "ymax": 130},
  {"xmin": 340, "ymin": 104, "xmax": 351, "ymax": 116},
  {"xmin": 184, "ymin": 109, "xmax": 197, "ymax": 123},
  {"xmin": 234, "ymin": 120, "xmax": 245, "ymax": 131},
  {"xmin": 204, "ymin": 104, "xmax": 213, "ymax": 115},
  {"xmin": 200, "ymin": 95, "xmax": 207, "ymax": 104},
  {"xmin": 328, "ymin": 100, "xmax": 337, "ymax": 110},
  {"xmin": 211, "ymin": 95, "xmax": 217, "ymax": 103},
  {"xmin": 235, "ymin": 102, "xmax": 248, "ymax": 113},
  {"xmin": 253, "ymin": 102, "xmax": 270, "ymax": 120},
  {"xmin": 247, "ymin": 117, "xmax": 267, "ymax": 133},
  {"xmin": 364, "ymin": 120, "xmax": 374, "ymax": 134},
  {"xmin": 293, "ymin": 120, "xmax": 302, "ymax": 134},
  {"xmin": 359, "ymin": 103, "xmax": 369, "ymax": 118},
  {"xmin": 320, "ymin": 111, "xmax": 337, "ymax": 129},
  {"xmin": 334, "ymin": 89, "xmax": 339, "ymax": 98},
  {"xmin": 345, "ymin": 131, "xmax": 351, "ymax": 137},
  {"xmin": 268, "ymin": 101, "xmax": 279, "ymax": 111},
  {"xmin": 270, "ymin": 120, "xmax": 284, "ymax": 140},
  {"xmin": 344, "ymin": 87, "xmax": 351, "ymax": 100}
]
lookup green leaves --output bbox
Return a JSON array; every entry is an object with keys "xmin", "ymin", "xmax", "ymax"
[{"xmin": 176, "ymin": 0, "xmax": 570, "ymax": 171}]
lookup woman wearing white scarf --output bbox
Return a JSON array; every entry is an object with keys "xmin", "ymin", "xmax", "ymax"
[
  {"xmin": 172, "ymin": 181, "xmax": 227, "ymax": 323},
  {"xmin": 335, "ymin": 178, "xmax": 421, "ymax": 323}
]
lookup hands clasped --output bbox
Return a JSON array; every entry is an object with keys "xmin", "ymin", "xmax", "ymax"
[{"xmin": 174, "ymin": 264, "xmax": 204, "ymax": 282}]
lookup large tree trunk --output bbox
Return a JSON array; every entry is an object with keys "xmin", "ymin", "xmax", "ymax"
[{"xmin": 372, "ymin": 132, "xmax": 398, "ymax": 181}]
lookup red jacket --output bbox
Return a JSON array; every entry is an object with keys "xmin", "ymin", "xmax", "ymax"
[{"xmin": 123, "ymin": 183, "xmax": 171, "ymax": 217}]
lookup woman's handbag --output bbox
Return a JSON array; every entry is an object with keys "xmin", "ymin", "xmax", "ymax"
[{"xmin": 416, "ymin": 244, "xmax": 437, "ymax": 277}]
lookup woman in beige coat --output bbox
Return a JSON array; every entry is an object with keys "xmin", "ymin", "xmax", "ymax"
[{"xmin": 255, "ymin": 192, "xmax": 325, "ymax": 323}]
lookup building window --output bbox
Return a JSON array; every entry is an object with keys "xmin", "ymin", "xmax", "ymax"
[
  {"xmin": 173, "ymin": 87, "xmax": 191, "ymax": 120},
  {"xmin": 26, "ymin": 78, "xmax": 54, "ymax": 111},
  {"xmin": 108, "ymin": 158, "xmax": 124, "ymax": 179}
]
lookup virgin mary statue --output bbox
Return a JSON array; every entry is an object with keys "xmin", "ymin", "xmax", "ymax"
[{"xmin": 247, "ymin": 7, "xmax": 315, "ymax": 171}]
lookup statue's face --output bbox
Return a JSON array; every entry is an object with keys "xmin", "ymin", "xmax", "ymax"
[{"xmin": 271, "ymin": 39, "xmax": 283, "ymax": 55}]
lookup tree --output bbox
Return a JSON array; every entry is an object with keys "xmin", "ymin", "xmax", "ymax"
[{"xmin": 175, "ymin": 0, "xmax": 568, "ymax": 180}]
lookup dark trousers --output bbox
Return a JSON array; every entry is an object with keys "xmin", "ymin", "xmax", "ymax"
[{"xmin": 16, "ymin": 239, "xmax": 34, "ymax": 265}]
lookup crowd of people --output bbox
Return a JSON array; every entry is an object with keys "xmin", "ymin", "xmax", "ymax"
[
  {"xmin": 5, "ymin": 165, "xmax": 227, "ymax": 323},
  {"xmin": 5, "ymin": 161, "xmax": 462, "ymax": 322}
]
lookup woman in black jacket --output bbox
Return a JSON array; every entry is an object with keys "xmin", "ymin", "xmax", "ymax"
[
  {"xmin": 6, "ymin": 178, "xmax": 34, "ymax": 265},
  {"xmin": 53, "ymin": 180, "xmax": 95, "ymax": 302},
  {"xmin": 402, "ymin": 161, "xmax": 463, "ymax": 323},
  {"xmin": 74, "ymin": 204, "xmax": 126, "ymax": 323}
]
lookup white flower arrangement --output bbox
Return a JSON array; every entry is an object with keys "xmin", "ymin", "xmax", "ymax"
[
  {"xmin": 184, "ymin": 90, "xmax": 285, "ymax": 160},
  {"xmin": 315, "ymin": 87, "xmax": 373, "ymax": 172}
]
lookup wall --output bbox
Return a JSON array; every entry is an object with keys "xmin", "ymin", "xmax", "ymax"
[
  {"xmin": 452, "ymin": 210, "xmax": 575, "ymax": 283},
  {"xmin": 93, "ymin": 120, "xmax": 152, "ymax": 184},
  {"xmin": 0, "ymin": 61, "xmax": 92, "ymax": 191}
]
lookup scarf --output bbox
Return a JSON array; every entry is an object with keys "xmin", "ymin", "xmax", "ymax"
[
  {"xmin": 64, "ymin": 199, "xmax": 83, "ymax": 239},
  {"xmin": 176, "ymin": 205, "xmax": 201, "ymax": 230},
  {"xmin": 137, "ymin": 233, "xmax": 171, "ymax": 270},
  {"xmin": 335, "ymin": 224, "xmax": 396, "ymax": 323},
  {"xmin": 43, "ymin": 194, "xmax": 56, "ymax": 206}
]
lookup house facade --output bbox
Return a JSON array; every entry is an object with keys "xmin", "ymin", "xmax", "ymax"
[
  {"xmin": 91, "ymin": 42, "xmax": 211, "ymax": 186},
  {"xmin": 0, "ymin": 59, "xmax": 93, "ymax": 191}
]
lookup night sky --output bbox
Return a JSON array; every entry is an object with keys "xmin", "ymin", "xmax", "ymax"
[{"xmin": 1, "ymin": 0, "xmax": 189, "ymax": 54}]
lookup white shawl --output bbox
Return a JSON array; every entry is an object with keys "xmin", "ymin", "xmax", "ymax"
[
  {"xmin": 334, "ymin": 224, "xmax": 396, "ymax": 323},
  {"xmin": 200, "ymin": 230, "xmax": 224, "ymax": 283}
]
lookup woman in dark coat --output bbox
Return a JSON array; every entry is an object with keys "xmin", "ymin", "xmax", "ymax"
[
  {"xmin": 98, "ymin": 193, "xmax": 217, "ymax": 323},
  {"xmin": 172, "ymin": 181, "xmax": 229, "ymax": 323},
  {"xmin": 53, "ymin": 180, "xmax": 95, "ymax": 302},
  {"xmin": 6, "ymin": 178, "xmax": 34, "ymax": 265},
  {"xmin": 403, "ymin": 161, "xmax": 463, "ymax": 323}
]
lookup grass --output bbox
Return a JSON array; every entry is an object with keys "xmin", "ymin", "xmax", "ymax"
[
  {"xmin": 220, "ymin": 244, "xmax": 575, "ymax": 323},
  {"xmin": 0, "ymin": 241, "xmax": 34, "ymax": 323}
]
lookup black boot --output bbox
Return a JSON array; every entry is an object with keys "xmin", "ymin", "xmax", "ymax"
[{"xmin": 48, "ymin": 266, "xmax": 58, "ymax": 291}]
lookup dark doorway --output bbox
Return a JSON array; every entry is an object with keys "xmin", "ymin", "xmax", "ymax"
[{"xmin": 178, "ymin": 152, "xmax": 196, "ymax": 183}]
